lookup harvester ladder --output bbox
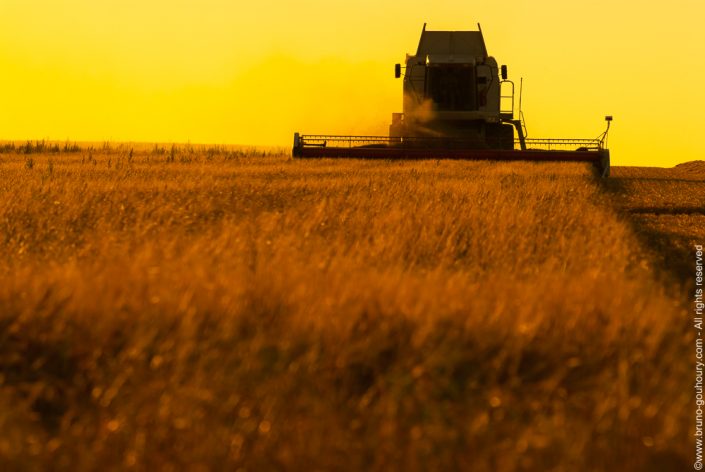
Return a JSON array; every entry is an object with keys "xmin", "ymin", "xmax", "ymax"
[{"xmin": 500, "ymin": 80, "xmax": 515, "ymax": 117}]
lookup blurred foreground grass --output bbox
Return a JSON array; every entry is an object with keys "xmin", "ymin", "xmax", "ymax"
[{"xmin": 0, "ymin": 149, "xmax": 695, "ymax": 470}]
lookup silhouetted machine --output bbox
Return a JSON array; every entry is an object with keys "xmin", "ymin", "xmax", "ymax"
[{"xmin": 293, "ymin": 24, "xmax": 612, "ymax": 177}]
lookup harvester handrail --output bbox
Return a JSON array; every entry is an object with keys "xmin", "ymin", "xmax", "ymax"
[
  {"xmin": 297, "ymin": 134, "xmax": 604, "ymax": 152},
  {"xmin": 522, "ymin": 137, "xmax": 603, "ymax": 151}
]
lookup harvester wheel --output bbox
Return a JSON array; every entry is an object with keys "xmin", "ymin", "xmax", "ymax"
[{"xmin": 486, "ymin": 124, "xmax": 514, "ymax": 150}]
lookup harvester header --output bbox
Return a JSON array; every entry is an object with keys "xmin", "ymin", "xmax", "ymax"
[{"xmin": 293, "ymin": 24, "xmax": 612, "ymax": 177}]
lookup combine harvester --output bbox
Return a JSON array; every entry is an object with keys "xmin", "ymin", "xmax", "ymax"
[{"xmin": 293, "ymin": 24, "xmax": 612, "ymax": 177}]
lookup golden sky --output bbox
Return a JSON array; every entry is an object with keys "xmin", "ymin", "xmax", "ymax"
[{"xmin": 1, "ymin": 0, "xmax": 703, "ymax": 166}]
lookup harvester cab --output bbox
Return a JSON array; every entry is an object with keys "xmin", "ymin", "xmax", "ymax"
[
  {"xmin": 390, "ymin": 23, "xmax": 522, "ymax": 150},
  {"xmin": 293, "ymin": 24, "xmax": 612, "ymax": 177}
]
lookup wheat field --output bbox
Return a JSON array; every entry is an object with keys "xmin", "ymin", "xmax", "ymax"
[{"xmin": 0, "ymin": 146, "xmax": 700, "ymax": 470}]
